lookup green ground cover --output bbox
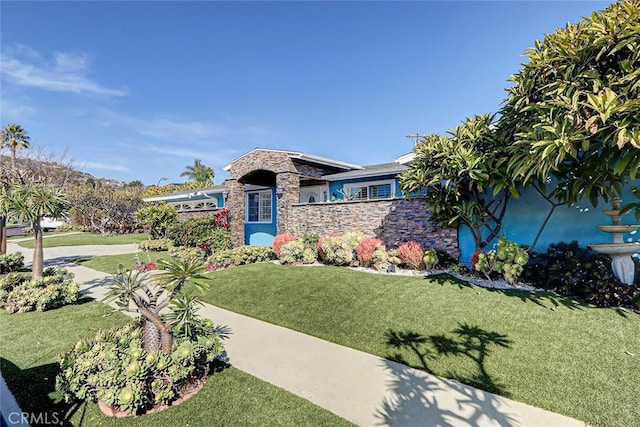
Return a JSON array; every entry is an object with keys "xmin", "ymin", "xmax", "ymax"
[
  {"xmin": 17, "ymin": 233, "xmax": 150, "ymax": 248},
  {"xmin": 199, "ymin": 263, "xmax": 639, "ymax": 427},
  {"xmin": 77, "ymin": 251, "xmax": 171, "ymax": 274},
  {"xmin": 0, "ymin": 299, "xmax": 351, "ymax": 426}
]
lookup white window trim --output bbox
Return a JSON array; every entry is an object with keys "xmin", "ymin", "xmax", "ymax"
[
  {"xmin": 343, "ymin": 179, "xmax": 396, "ymax": 201},
  {"xmin": 245, "ymin": 189, "xmax": 273, "ymax": 223}
]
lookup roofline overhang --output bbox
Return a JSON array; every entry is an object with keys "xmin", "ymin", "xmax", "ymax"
[
  {"xmin": 143, "ymin": 188, "xmax": 225, "ymax": 203},
  {"xmin": 223, "ymin": 148, "xmax": 363, "ymax": 172},
  {"xmin": 395, "ymin": 152, "xmax": 416, "ymax": 164},
  {"xmin": 322, "ymin": 166, "xmax": 408, "ymax": 181}
]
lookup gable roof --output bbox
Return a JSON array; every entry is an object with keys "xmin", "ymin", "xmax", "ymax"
[
  {"xmin": 322, "ymin": 162, "xmax": 408, "ymax": 181},
  {"xmin": 222, "ymin": 148, "xmax": 363, "ymax": 172}
]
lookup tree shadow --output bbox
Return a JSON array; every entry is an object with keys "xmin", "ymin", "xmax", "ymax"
[
  {"xmin": 384, "ymin": 323, "xmax": 511, "ymax": 397},
  {"xmin": 0, "ymin": 357, "xmax": 83, "ymax": 427},
  {"xmin": 427, "ymin": 272, "xmax": 586, "ymax": 311}
]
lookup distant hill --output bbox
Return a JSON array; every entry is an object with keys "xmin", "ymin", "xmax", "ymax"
[{"xmin": 1, "ymin": 155, "xmax": 124, "ymax": 188}]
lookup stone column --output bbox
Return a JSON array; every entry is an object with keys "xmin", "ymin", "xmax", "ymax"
[
  {"xmin": 224, "ymin": 179, "xmax": 245, "ymax": 247},
  {"xmin": 276, "ymin": 172, "xmax": 299, "ymax": 235}
]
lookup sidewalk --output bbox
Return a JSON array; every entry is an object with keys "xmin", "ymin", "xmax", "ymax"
[{"xmin": 7, "ymin": 241, "xmax": 586, "ymax": 427}]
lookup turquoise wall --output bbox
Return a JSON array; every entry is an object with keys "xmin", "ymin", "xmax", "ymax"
[
  {"xmin": 245, "ymin": 188, "xmax": 277, "ymax": 245},
  {"xmin": 329, "ymin": 175, "xmax": 402, "ymax": 200},
  {"xmin": 458, "ymin": 185, "xmax": 640, "ymax": 264}
]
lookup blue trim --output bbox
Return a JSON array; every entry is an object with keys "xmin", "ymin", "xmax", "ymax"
[
  {"xmin": 244, "ymin": 188, "xmax": 277, "ymax": 245},
  {"xmin": 329, "ymin": 175, "xmax": 402, "ymax": 201}
]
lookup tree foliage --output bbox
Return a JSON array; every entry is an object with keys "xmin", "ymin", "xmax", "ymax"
[
  {"xmin": 500, "ymin": 0, "xmax": 640, "ymax": 209},
  {"xmin": 180, "ymin": 159, "xmax": 215, "ymax": 185},
  {"xmin": 399, "ymin": 114, "xmax": 516, "ymax": 251},
  {"xmin": 1, "ymin": 123, "xmax": 31, "ymax": 169},
  {"xmin": 135, "ymin": 203, "xmax": 178, "ymax": 239}
]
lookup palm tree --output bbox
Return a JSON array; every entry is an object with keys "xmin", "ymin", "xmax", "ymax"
[
  {"xmin": 104, "ymin": 258, "xmax": 210, "ymax": 354},
  {"xmin": 5, "ymin": 184, "xmax": 69, "ymax": 279},
  {"xmin": 180, "ymin": 159, "xmax": 214, "ymax": 184},
  {"xmin": 1, "ymin": 123, "xmax": 31, "ymax": 169}
]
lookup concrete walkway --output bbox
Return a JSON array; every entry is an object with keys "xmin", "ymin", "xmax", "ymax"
[{"xmin": 6, "ymin": 241, "xmax": 586, "ymax": 427}]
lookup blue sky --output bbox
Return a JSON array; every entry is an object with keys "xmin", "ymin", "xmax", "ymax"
[{"xmin": 1, "ymin": 1, "xmax": 610, "ymax": 185}]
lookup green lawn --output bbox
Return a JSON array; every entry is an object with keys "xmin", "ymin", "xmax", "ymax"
[
  {"xmin": 0, "ymin": 300, "xmax": 352, "ymax": 426},
  {"xmin": 77, "ymin": 251, "xmax": 171, "ymax": 274},
  {"xmin": 196, "ymin": 263, "xmax": 639, "ymax": 427},
  {"xmin": 17, "ymin": 232, "xmax": 150, "ymax": 248}
]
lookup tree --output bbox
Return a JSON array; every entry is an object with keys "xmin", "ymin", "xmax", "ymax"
[
  {"xmin": 500, "ymin": 0, "xmax": 640, "ymax": 217},
  {"xmin": 1, "ymin": 123, "xmax": 31, "ymax": 169},
  {"xmin": 67, "ymin": 185, "xmax": 143, "ymax": 234},
  {"xmin": 399, "ymin": 114, "xmax": 516, "ymax": 252},
  {"xmin": 3, "ymin": 184, "xmax": 69, "ymax": 279},
  {"xmin": 104, "ymin": 258, "xmax": 210, "ymax": 354},
  {"xmin": 180, "ymin": 159, "xmax": 214, "ymax": 185}
]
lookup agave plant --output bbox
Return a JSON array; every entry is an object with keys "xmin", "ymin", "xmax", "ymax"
[{"xmin": 103, "ymin": 257, "xmax": 210, "ymax": 355}]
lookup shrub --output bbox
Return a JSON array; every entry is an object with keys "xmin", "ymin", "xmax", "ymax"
[
  {"xmin": 434, "ymin": 249, "xmax": 458, "ymax": 269},
  {"xmin": 55, "ymin": 320, "xmax": 223, "ymax": 415},
  {"xmin": 0, "ymin": 252, "xmax": 25, "ymax": 274},
  {"xmin": 137, "ymin": 262, "xmax": 157, "ymax": 272},
  {"xmin": 522, "ymin": 241, "xmax": 640, "ymax": 309},
  {"xmin": 279, "ymin": 241, "xmax": 316, "ymax": 265},
  {"xmin": 209, "ymin": 246, "xmax": 274, "ymax": 269},
  {"xmin": 372, "ymin": 246, "xmax": 389, "ymax": 270},
  {"xmin": 319, "ymin": 232, "xmax": 364, "ymax": 266},
  {"xmin": 55, "ymin": 223, "xmax": 76, "ymax": 232},
  {"xmin": 135, "ymin": 204, "xmax": 179, "ymax": 239},
  {"xmin": 356, "ymin": 237, "xmax": 384, "ymax": 268},
  {"xmin": 302, "ymin": 233, "xmax": 320, "ymax": 250},
  {"xmin": 387, "ymin": 249, "xmax": 402, "ymax": 266},
  {"xmin": 475, "ymin": 238, "xmax": 529, "ymax": 283},
  {"xmin": 0, "ymin": 268, "xmax": 79, "ymax": 313},
  {"xmin": 168, "ymin": 246, "xmax": 207, "ymax": 264},
  {"xmin": 423, "ymin": 249, "xmax": 439, "ymax": 270},
  {"xmin": 213, "ymin": 208, "xmax": 230, "ymax": 230},
  {"xmin": 167, "ymin": 217, "xmax": 232, "ymax": 252},
  {"xmin": 317, "ymin": 233, "xmax": 339, "ymax": 262},
  {"xmin": 398, "ymin": 242, "xmax": 424, "ymax": 269},
  {"xmin": 272, "ymin": 233, "xmax": 297, "ymax": 258},
  {"xmin": 138, "ymin": 239, "xmax": 171, "ymax": 252}
]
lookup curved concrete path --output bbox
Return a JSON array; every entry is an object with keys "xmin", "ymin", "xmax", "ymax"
[{"xmin": 6, "ymin": 240, "xmax": 587, "ymax": 427}]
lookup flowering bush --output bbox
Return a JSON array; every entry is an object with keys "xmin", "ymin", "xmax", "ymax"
[
  {"xmin": 55, "ymin": 320, "xmax": 223, "ymax": 415},
  {"xmin": 0, "ymin": 252, "xmax": 24, "ymax": 274},
  {"xmin": 169, "ymin": 246, "xmax": 207, "ymax": 264},
  {"xmin": 0, "ymin": 268, "xmax": 79, "ymax": 313},
  {"xmin": 272, "ymin": 233, "xmax": 297, "ymax": 258},
  {"xmin": 475, "ymin": 238, "xmax": 529, "ymax": 283},
  {"xmin": 213, "ymin": 208, "xmax": 230, "ymax": 230},
  {"xmin": 137, "ymin": 262, "xmax": 157, "ymax": 272},
  {"xmin": 356, "ymin": 237, "xmax": 384, "ymax": 268},
  {"xmin": 398, "ymin": 242, "xmax": 424, "ymax": 270},
  {"xmin": 209, "ymin": 246, "xmax": 274, "ymax": 269},
  {"xmin": 279, "ymin": 241, "xmax": 317, "ymax": 265},
  {"xmin": 317, "ymin": 233, "xmax": 339, "ymax": 261},
  {"xmin": 319, "ymin": 232, "xmax": 364, "ymax": 266}
]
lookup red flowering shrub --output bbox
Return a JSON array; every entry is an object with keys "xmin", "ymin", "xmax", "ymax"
[
  {"xmin": 214, "ymin": 208, "xmax": 230, "ymax": 230},
  {"xmin": 398, "ymin": 241, "xmax": 424, "ymax": 269},
  {"xmin": 272, "ymin": 233, "xmax": 297, "ymax": 258},
  {"xmin": 356, "ymin": 237, "xmax": 384, "ymax": 267},
  {"xmin": 206, "ymin": 263, "xmax": 217, "ymax": 271},
  {"xmin": 137, "ymin": 262, "xmax": 157, "ymax": 272}
]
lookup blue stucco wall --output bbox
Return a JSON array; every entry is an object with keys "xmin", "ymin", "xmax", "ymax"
[
  {"xmin": 245, "ymin": 188, "xmax": 277, "ymax": 245},
  {"xmin": 458, "ymin": 185, "xmax": 639, "ymax": 264},
  {"xmin": 329, "ymin": 175, "xmax": 402, "ymax": 200}
]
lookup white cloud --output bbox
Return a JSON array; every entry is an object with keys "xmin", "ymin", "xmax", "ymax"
[
  {"xmin": 1, "ymin": 45, "xmax": 128, "ymax": 97},
  {"xmin": 0, "ymin": 98, "xmax": 36, "ymax": 120}
]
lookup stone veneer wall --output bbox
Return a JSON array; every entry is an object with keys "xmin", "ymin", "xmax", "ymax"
[
  {"xmin": 288, "ymin": 198, "xmax": 459, "ymax": 258},
  {"xmin": 177, "ymin": 210, "xmax": 219, "ymax": 221}
]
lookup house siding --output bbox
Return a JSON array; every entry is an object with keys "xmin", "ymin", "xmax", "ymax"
[
  {"xmin": 289, "ymin": 197, "xmax": 459, "ymax": 258},
  {"xmin": 328, "ymin": 175, "xmax": 402, "ymax": 201}
]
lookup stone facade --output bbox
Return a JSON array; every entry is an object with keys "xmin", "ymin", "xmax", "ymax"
[{"xmin": 288, "ymin": 198, "xmax": 459, "ymax": 258}]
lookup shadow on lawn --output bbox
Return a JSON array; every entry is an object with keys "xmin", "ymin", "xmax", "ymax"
[
  {"xmin": 377, "ymin": 323, "xmax": 515, "ymax": 426},
  {"xmin": 428, "ymin": 273, "xmax": 586, "ymax": 311},
  {"xmin": 0, "ymin": 357, "xmax": 83, "ymax": 427}
]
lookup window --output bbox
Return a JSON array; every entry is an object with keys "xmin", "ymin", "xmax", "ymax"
[
  {"xmin": 343, "ymin": 180, "xmax": 395, "ymax": 201},
  {"xmin": 308, "ymin": 195, "xmax": 316, "ymax": 203},
  {"xmin": 246, "ymin": 190, "xmax": 272, "ymax": 222}
]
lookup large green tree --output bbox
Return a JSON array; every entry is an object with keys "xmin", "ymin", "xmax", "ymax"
[
  {"xmin": 3, "ymin": 184, "xmax": 69, "ymax": 279},
  {"xmin": 180, "ymin": 159, "xmax": 215, "ymax": 185},
  {"xmin": 399, "ymin": 114, "xmax": 516, "ymax": 251},
  {"xmin": 500, "ymin": 0, "xmax": 640, "ymax": 216}
]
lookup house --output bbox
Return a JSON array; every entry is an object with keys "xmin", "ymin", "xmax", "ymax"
[
  {"xmin": 143, "ymin": 148, "xmax": 459, "ymax": 258},
  {"xmin": 143, "ymin": 148, "xmax": 639, "ymax": 264}
]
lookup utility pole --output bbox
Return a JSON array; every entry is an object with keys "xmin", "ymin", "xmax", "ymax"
[{"xmin": 405, "ymin": 134, "xmax": 426, "ymax": 146}]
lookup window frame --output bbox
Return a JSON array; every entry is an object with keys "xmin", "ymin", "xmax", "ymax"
[
  {"xmin": 343, "ymin": 179, "xmax": 396, "ymax": 201},
  {"xmin": 245, "ymin": 189, "xmax": 273, "ymax": 223}
]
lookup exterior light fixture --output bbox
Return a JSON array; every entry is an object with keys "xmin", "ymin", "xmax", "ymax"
[{"xmin": 276, "ymin": 183, "xmax": 285, "ymax": 199}]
